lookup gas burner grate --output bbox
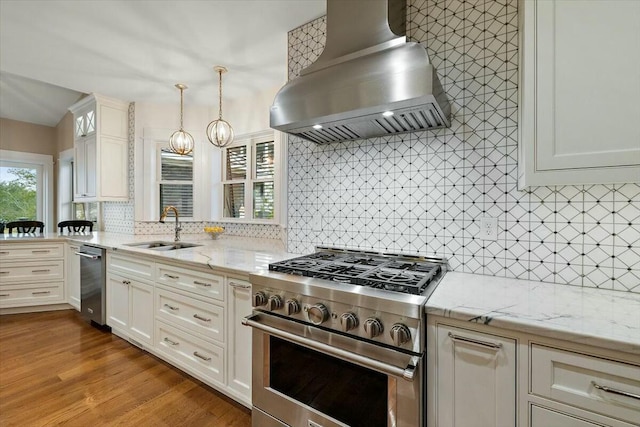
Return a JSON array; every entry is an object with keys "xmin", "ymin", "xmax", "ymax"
[{"xmin": 339, "ymin": 255, "xmax": 388, "ymax": 266}]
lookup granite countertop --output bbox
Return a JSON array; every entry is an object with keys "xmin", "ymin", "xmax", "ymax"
[
  {"xmin": 1, "ymin": 232, "xmax": 299, "ymax": 275},
  {"xmin": 427, "ymin": 272, "xmax": 640, "ymax": 355}
]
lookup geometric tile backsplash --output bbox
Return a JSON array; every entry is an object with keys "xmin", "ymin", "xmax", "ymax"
[{"xmin": 285, "ymin": 0, "xmax": 640, "ymax": 293}]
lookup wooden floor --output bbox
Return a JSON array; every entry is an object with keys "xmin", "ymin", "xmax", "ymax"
[{"xmin": 0, "ymin": 310, "xmax": 251, "ymax": 426}]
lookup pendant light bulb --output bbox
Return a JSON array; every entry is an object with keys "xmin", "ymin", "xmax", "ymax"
[
  {"xmin": 207, "ymin": 66, "xmax": 234, "ymax": 148},
  {"xmin": 169, "ymin": 84, "xmax": 194, "ymax": 155}
]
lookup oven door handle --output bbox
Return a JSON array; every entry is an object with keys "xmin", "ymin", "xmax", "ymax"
[{"xmin": 242, "ymin": 314, "xmax": 419, "ymax": 382}]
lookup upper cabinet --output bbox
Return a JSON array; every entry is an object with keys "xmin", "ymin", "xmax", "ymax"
[
  {"xmin": 69, "ymin": 94, "xmax": 129, "ymax": 202},
  {"xmin": 519, "ymin": 0, "xmax": 640, "ymax": 187}
]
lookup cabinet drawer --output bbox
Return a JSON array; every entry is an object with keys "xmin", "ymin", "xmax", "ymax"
[
  {"xmin": 0, "ymin": 260, "xmax": 64, "ymax": 284},
  {"xmin": 108, "ymin": 253, "xmax": 154, "ymax": 281},
  {"xmin": 531, "ymin": 344, "xmax": 640, "ymax": 424},
  {"xmin": 531, "ymin": 405, "xmax": 602, "ymax": 427},
  {"xmin": 156, "ymin": 287, "xmax": 224, "ymax": 344},
  {"xmin": 0, "ymin": 243, "xmax": 64, "ymax": 260},
  {"xmin": 0, "ymin": 282, "xmax": 65, "ymax": 307},
  {"xmin": 156, "ymin": 263, "xmax": 224, "ymax": 301},
  {"xmin": 155, "ymin": 320, "xmax": 224, "ymax": 386}
]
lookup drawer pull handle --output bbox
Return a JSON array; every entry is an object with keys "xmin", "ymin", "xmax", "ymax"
[
  {"xmin": 122, "ymin": 280, "xmax": 131, "ymax": 285},
  {"xmin": 194, "ymin": 280, "xmax": 212, "ymax": 287},
  {"xmin": 0, "ymin": 251, "xmax": 8, "ymax": 255},
  {"xmin": 32, "ymin": 269, "xmax": 51, "ymax": 273},
  {"xmin": 230, "ymin": 282, "xmax": 251, "ymax": 289},
  {"xmin": 447, "ymin": 332, "xmax": 502, "ymax": 350},
  {"xmin": 32, "ymin": 250, "xmax": 50, "ymax": 254},
  {"xmin": 0, "ymin": 293, "xmax": 10, "ymax": 297},
  {"xmin": 592, "ymin": 381, "xmax": 640, "ymax": 401},
  {"xmin": 164, "ymin": 274, "xmax": 179, "ymax": 279},
  {"xmin": 163, "ymin": 337, "xmax": 179, "ymax": 346},
  {"xmin": 0, "ymin": 271, "xmax": 9, "ymax": 274},
  {"xmin": 164, "ymin": 303, "xmax": 179, "ymax": 311},
  {"xmin": 32, "ymin": 291, "xmax": 51, "ymax": 295},
  {"xmin": 193, "ymin": 351, "xmax": 211, "ymax": 362},
  {"xmin": 193, "ymin": 314, "xmax": 211, "ymax": 322}
]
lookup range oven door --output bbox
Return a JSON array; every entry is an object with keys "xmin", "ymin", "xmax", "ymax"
[{"xmin": 243, "ymin": 313, "xmax": 423, "ymax": 427}]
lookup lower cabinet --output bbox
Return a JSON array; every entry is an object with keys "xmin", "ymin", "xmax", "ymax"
[
  {"xmin": 429, "ymin": 322, "xmax": 516, "ymax": 427},
  {"xmin": 106, "ymin": 272, "xmax": 154, "ymax": 347},
  {"xmin": 66, "ymin": 243, "xmax": 81, "ymax": 310},
  {"xmin": 106, "ymin": 253, "xmax": 254, "ymax": 408},
  {"xmin": 226, "ymin": 277, "xmax": 252, "ymax": 405},
  {"xmin": 428, "ymin": 316, "xmax": 640, "ymax": 427}
]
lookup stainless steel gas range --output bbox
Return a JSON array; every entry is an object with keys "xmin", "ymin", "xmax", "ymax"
[{"xmin": 243, "ymin": 247, "xmax": 447, "ymax": 427}]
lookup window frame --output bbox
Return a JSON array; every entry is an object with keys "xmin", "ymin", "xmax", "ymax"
[
  {"xmin": 0, "ymin": 150, "xmax": 53, "ymax": 230},
  {"xmin": 220, "ymin": 131, "xmax": 281, "ymax": 224}
]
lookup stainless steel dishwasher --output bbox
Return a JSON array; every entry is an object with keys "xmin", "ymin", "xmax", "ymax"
[{"xmin": 77, "ymin": 245, "xmax": 107, "ymax": 327}]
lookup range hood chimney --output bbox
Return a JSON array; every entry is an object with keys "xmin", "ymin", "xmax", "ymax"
[{"xmin": 270, "ymin": 0, "xmax": 450, "ymax": 144}]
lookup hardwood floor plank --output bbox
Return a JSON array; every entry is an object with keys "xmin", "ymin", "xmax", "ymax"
[{"xmin": 0, "ymin": 310, "xmax": 251, "ymax": 426}]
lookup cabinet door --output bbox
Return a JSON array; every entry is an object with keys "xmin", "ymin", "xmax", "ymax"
[
  {"xmin": 520, "ymin": 0, "xmax": 640, "ymax": 186},
  {"xmin": 106, "ymin": 274, "xmax": 129, "ymax": 330},
  {"xmin": 128, "ymin": 280, "xmax": 153, "ymax": 346},
  {"xmin": 66, "ymin": 244, "xmax": 81, "ymax": 310},
  {"xmin": 73, "ymin": 136, "xmax": 97, "ymax": 200},
  {"xmin": 531, "ymin": 405, "xmax": 601, "ymax": 427},
  {"xmin": 227, "ymin": 278, "xmax": 252, "ymax": 404},
  {"xmin": 434, "ymin": 324, "xmax": 516, "ymax": 427}
]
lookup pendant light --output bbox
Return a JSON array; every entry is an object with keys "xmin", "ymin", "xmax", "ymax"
[
  {"xmin": 206, "ymin": 66, "xmax": 234, "ymax": 148},
  {"xmin": 169, "ymin": 84, "xmax": 194, "ymax": 155}
]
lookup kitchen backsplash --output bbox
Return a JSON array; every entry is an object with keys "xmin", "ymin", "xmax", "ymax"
[{"xmin": 285, "ymin": 0, "xmax": 640, "ymax": 293}]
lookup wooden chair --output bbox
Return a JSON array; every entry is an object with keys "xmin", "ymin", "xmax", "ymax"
[
  {"xmin": 58, "ymin": 220, "xmax": 94, "ymax": 234},
  {"xmin": 6, "ymin": 220, "xmax": 45, "ymax": 234}
]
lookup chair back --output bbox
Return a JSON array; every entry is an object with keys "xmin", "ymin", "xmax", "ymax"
[
  {"xmin": 58, "ymin": 220, "xmax": 94, "ymax": 233},
  {"xmin": 6, "ymin": 220, "xmax": 45, "ymax": 234}
]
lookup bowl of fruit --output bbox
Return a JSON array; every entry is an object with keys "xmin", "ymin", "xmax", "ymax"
[{"xmin": 204, "ymin": 226, "xmax": 225, "ymax": 239}]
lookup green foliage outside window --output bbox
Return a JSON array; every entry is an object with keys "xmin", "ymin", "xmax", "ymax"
[{"xmin": 0, "ymin": 168, "xmax": 37, "ymax": 224}]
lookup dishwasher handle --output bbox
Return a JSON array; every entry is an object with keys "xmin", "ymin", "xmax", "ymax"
[{"xmin": 75, "ymin": 252, "xmax": 101, "ymax": 260}]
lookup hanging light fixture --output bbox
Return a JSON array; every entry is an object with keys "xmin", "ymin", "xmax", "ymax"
[
  {"xmin": 169, "ymin": 84, "xmax": 194, "ymax": 155},
  {"xmin": 206, "ymin": 66, "xmax": 234, "ymax": 147}
]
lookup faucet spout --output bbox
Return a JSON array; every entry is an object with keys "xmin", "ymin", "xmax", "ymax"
[{"xmin": 159, "ymin": 205, "xmax": 181, "ymax": 242}]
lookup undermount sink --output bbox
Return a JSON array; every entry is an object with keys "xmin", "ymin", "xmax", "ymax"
[{"xmin": 125, "ymin": 241, "xmax": 202, "ymax": 251}]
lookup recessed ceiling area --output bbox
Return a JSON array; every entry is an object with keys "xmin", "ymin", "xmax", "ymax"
[{"xmin": 0, "ymin": 0, "xmax": 325, "ymax": 126}]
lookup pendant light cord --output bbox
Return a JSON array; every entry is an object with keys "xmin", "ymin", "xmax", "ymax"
[
  {"xmin": 218, "ymin": 69, "xmax": 223, "ymax": 120},
  {"xmin": 179, "ymin": 86, "xmax": 185, "ymax": 130}
]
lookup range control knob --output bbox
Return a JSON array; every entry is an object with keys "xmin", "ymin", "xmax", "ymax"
[
  {"xmin": 363, "ymin": 318, "xmax": 383, "ymax": 338},
  {"xmin": 390, "ymin": 324, "xmax": 412, "ymax": 346},
  {"xmin": 285, "ymin": 299, "xmax": 301, "ymax": 315},
  {"xmin": 253, "ymin": 291, "xmax": 267, "ymax": 307},
  {"xmin": 267, "ymin": 295, "xmax": 283, "ymax": 311},
  {"xmin": 340, "ymin": 312, "xmax": 359, "ymax": 332},
  {"xmin": 307, "ymin": 303, "xmax": 329, "ymax": 325}
]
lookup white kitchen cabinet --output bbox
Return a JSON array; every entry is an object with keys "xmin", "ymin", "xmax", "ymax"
[
  {"xmin": 66, "ymin": 243, "xmax": 81, "ymax": 310},
  {"xmin": 226, "ymin": 277, "xmax": 252, "ymax": 406},
  {"xmin": 530, "ymin": 406, "xmax": 602, "ymax": 427},
  {"xmin": 429, "ymin": 322, "xmax": 517, "ymax": 427},
  {"xmin": 69, "ymin": 93, "xmax": 129, "ymax": 202},
  {"xmin": 106, "ymin": 272, "xmax": 154, "ymax": 346},
  {"xmin": 519, "ymin": 0, "xmax": 640, "ymax": 187},
  {"xmin": 0, "ymin": 242, "xmax": 66, "ymax": 309}
]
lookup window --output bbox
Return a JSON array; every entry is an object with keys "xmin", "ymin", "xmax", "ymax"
[
  {"xmin": 222, "ymin": 133, "xmax": 279, "ymax": 222},
  {"xmin": 158, "ymin": 148, "xmax": 194, "ymax": 218},
  {"xmin": 0, "ymin": 150, "xmax": 53, "ymax": 229}
]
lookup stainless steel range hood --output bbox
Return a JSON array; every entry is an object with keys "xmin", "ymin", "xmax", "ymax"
[{"xmin": 270, "ymin": 0, "xmax": 450, "ymax": 144}]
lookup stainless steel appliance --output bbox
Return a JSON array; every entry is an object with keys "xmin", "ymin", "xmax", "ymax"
[
  {"xmin": 244, "ymin": 247, "xmax": 446, "ymax": 427},
  {"xmin": 270, "ymin": 0, "xmax": 450, "ymax": 144},
  {"xmin": 77, "ymin": 244, "xmax": 106, "ymax": 326}
]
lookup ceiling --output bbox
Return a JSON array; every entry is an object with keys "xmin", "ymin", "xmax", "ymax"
[{"xmin": 0, "ymin": 0, "xmax": 325, "ymax": 127}]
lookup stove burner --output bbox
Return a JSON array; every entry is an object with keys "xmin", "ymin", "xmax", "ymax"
[{"xmin": 268, "ymin": 249, "xmax": 444, "ymax": 295}]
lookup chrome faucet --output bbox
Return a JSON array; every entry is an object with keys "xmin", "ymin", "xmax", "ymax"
[{"xmin": 159, "ymin": 205, "xmax": 181, "ymax": 242}]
